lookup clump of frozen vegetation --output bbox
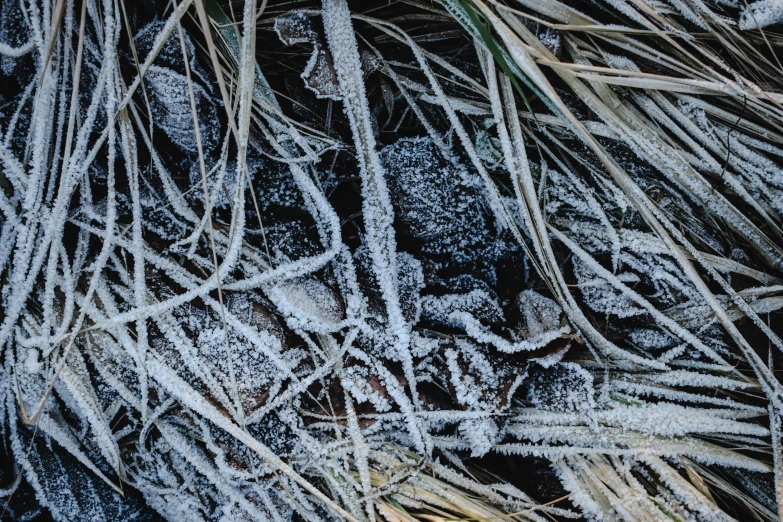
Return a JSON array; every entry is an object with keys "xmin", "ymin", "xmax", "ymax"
[{"xmin": 1, "ymin": 0, "xmax": 783, "ymax": 520}]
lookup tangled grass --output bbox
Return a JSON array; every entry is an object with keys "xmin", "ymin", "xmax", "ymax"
[{"xmin": 1, "ymin": 0, "xmax": 783, "ymax": 520}]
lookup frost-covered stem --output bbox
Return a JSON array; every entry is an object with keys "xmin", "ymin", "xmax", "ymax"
[
  {"xmin": 237, "ymin": 0, "xmax": 256, "ymax": 154},
  {"xmin": 347, "ymin": 347, "xmax": 427, "ymax": 453},
  {"xmin": 0, "ymin": 0, "xmax": 113, "ymax": 351},
  {"xmin": 255, "ymin": 123, "xmax": 343, "ymax": 264},
  {"xmin": 119, "ymin": 109, "xmax": 150, "ymax": 420},
  {"xmin": 453, "ymin": 311, "xmax": 569, "ymax": 353},
  {"xmin": 52, "ymin": 0, "xmax": 197, "ymax": 210},
  {"xmin": 174, "ymin": 0, "xmax": 244, "ymax": 422},
  {"xmin": 15, "ymin": 0, "xmax": 121, "ymax": 425},
  {"xmin": 768, "ymin": 402, "xmax": 783, "ymax": 517},
  {"xmin": 343, "ymin": 389, "xmax": 374, "ymax": 522},
  {"xmin": 322, "ymin": 333, "xmax": 374, "ymax": 522},
  {"xmin": 483, "ymin": 49, "xmax": 552, "ymax": 282},
  {"xmin": 322, "ymin": 0, "xmax": 417, "ymax": 405},
  {"xmin": 634, "ymin": 190, "xmax": 783, "ymax": 406}
]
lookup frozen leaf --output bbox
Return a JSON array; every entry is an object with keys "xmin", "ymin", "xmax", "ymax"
[
  {"xmin": 445, "ymin": 339, "xmax": 526, "ymax": 411},
  {"xmin": 527, "ymin": 362, "xmax": 596, "ymax": 413},
  {"xmin": 380, "ymin": 137, "xmax": 489, "ymax": 260},
  {"xmin": 274, "ymin": 12, "xmax": 340, "ymax": 99},
  {"xmin": 273, "ymin": 276, "xmax": 346, "ymax": 327},
  {"xmin": 572, "ymin": 256, "xmax": 643, "ymax": 318},
  {"xmin": 145, "ymin": 65, "xmax": 218, "ymax": 153},
  {"xmin": 515, "ymin": 290, "xmax": 564, "ymax": 339}
]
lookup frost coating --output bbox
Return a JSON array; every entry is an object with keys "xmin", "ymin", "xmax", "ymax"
[
  {"xmin": 145, "ymin": 65, "xmax": 218, "ymax": 153},
  {"xmin": 1, "ymin": 0, "xmax": 782, "ymax": 520},
  {"xmin": 740, "ymin": 0, "xmax": 783, "ymax": 28}
]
